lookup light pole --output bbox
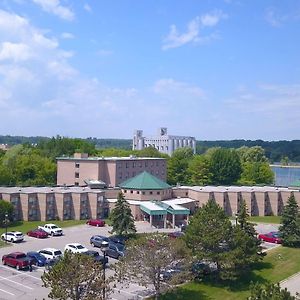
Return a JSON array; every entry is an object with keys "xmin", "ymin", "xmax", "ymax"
[
  {"xmin": 100, "ymin": 240, "xmax": 109, "ymax": 300},
  {"xmin": 235, "ymin": 212, "xmax": 238, "ymax": 226},
  {"xmin": 4, "ymin": 212, "xmax": 8, "ymax": 244}
]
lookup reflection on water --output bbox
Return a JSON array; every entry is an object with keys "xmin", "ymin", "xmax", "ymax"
[{"xmin": 272, "ymin": 166, "xmax": 300, "ymax": 187}]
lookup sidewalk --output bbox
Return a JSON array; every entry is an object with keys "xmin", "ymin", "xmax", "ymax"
[{"xmin": 280, "ymin": 272, "xmax": 300, "ymax": 296}]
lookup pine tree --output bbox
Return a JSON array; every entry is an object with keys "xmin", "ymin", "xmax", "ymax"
[
  {"xmin": 279, "ymin": 194, "xmax": 300, "ymax": 247},
  {"xmin": 110, "ymin": 192, "xmax": 136, "ymax": 235}
]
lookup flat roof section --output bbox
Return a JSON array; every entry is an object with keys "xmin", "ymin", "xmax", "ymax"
[
  {"xmin": 140, "ymin": 202, "xmax": 167, "ymax": 216},
  {"xmin": 57, "ymin": 156, "xmax": 166, "ymax": 161}
]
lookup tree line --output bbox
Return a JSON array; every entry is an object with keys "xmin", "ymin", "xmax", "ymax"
[
  {"xmin": 0, "ymin": 136, "xmax": 274, "ymax": 186},
  {"xmin": 1, "ymin": 135, "xmax": 300, "ymax": 162}
]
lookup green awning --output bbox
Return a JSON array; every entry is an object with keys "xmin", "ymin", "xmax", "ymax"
[
  {"xmin": 157, "ymin": 201, "xmax": 190, "ymax": 215},
  {"xmin": 140, "ymin": 202, "xmax": 167, "ymax": 216}
]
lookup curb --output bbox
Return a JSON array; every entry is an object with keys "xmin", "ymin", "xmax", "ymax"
[{"xmin": 280, "ymin": 271, "xmax": 300, "ymax": 285}]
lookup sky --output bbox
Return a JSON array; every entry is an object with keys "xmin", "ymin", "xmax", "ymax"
[{"xmin": 0, "ymin": 0, "xmax": 299, "ymax": 141}]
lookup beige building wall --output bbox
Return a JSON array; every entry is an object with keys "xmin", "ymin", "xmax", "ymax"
[
  {"xmin": 88, "ymin": 193, "xmax": 98, "ymax": 219},
  {"xmin": 37, "ymin": 193, "xmax": 47, "ymax": 221},
  {"xmin": 55, "ymin": 193, "xmax": 64, "ymax": 220},
  {"xmin": 122, "ymin": 189, "xmax": 172, "ymax": 201},
  {"xmin": 213, "ymin": 192, "xmax": 225, "ymax": 209},
  {"xmin": 228, "ymin": 191, "xmax": 240, "ymax": 215},
  {"xmin": 19, "ymin": 194, "xmax": 29, "ymax": 221},
  {"xmin": 268, "ymin": 192, "xmax": 279, "ymax": 216},
  {"xmin": 255, "ymin": 192, "xmax": 266, "ymax": 216},
  {"xmin": 72, "ymin": 193, "xmax": 81, "ymax": 220},
  {"xmin": 172, "ymin": 188, "xmax": 189, "ymax": 198}
]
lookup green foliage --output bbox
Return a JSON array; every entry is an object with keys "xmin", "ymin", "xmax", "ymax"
[
  {"xmin": 187, "ymin": 155, "xmax": 212, "ymax": 185},
  {"xmin": 42, "ymin": 251, "xmax": 109, "ymax": 300},
  {"xmin": 209, "ymin": 148, "xmax": 242, "ymax": 185},
  {"xmin": 281, "ymin": 156, "xmax": 290, "ymax": 166},
  {"xmin": 110, "ymin": 192, "xmax": 136, "ymax": 235},
  {"xmin": 248, "ymin": 282, "xmax": 296, "ymax": 300},
  {"xmin": 279, "ymin": 194, "xmax": 300, "ymax": 247},
  {"xmin": 115, "ymin": 233, "xmax": 190, "ymax": 299},
  {"xmin": 37, "ymin": 136, "xmax": 97, "ymax": 160},
  {"xmin": 185, "ymin": 199, "xmax": 261, "ymax": 281},
  {"xmin": 237, "ymin": 146, "xmax": 268, "ymax": 163},
  {"xmin": 239, "ymin": 162, "xmax": 274, "ymax": 185},
  {"xmin": 0, "ymin": 201, "xmax": 14, "ymax": 227},
  {"xmin": 167, "ymin": 147, "xmax": 194, "ymax": 185}
]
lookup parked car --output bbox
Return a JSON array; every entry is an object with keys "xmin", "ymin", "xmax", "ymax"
[
  {"xmin": 38, "ymin": 248, "xmax": 63, "ymax": 261},
  {"xmin": 192, "ymin": 260, "xmax": 218, "ymax": 278},
  {"xmin": 105, "ymin": 242, "xmax": 125, "ymax": 259},
  {"xmin": 168, "ymin": 231, "xmax": 184, "ymax": 239},
  {"xmin": 38, "ymin": 224, "xmax": 63, "ymax": 236},
  {"xmin": 86, "ymin": 219, "xmax": 105, "ymax": 227},
  {"xmin": 1, "ymin": 231, "xmax": 24, "ymax": 243},
  {"xmin": 27, "ymin": 251, "xmax": 47, "ymax": 267},
  {"xmin": 2, "ymin": 252, "xmax": 33, "ymax": 270},
  {"xmin": 258, "ymin": 232, "xmax": 282, "ymax": 244},
  {"xmin": 90, "ymin": 235, "xmax": 110, "ymax": 247},
  {"xmin": 108, "ymin": 235, "xmax": 130, "ymax": 245},
  {"xmin": 82, "ymin": 250, "xmax": 108, "ymax": 265},
  {"xmin": 27, "ymin": 228, "xmax": 48, "ymax": 239},
  {"xmin": 64, "ymin": 243, "xmax": 89, "ymax": 254},
  {"xmin": 160, "ymin": 263, "xmax": 182, "ymax": 281}
]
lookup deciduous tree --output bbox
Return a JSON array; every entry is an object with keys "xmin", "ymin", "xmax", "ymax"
[
  {"xmin": 187, "ymin": 155, "xmax": 212, "ymax": 185},
  {"xmin": 0, "ymin": 201, "xmax": 14, "ymax": 227},
  {"xmin": 114, "ymin": 233, "xmax": 190, "ymax": 300},
  {"xmin": 110, "ymin": 192, "xmax": 136, "ymax": 235},
  {"xmin": 41, "ymin": 251, "xmax": 110, "ymax": 300}
]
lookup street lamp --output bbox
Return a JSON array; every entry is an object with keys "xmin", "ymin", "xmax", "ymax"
[
  {"xmin": 100, "ymin": 240, "xmax": 109, "ymax": 300},
  {"xmin": 235, "ymin": 212, "xmax": 238, "ymax": 226},
  {"xmin": 4, "ymin": 212, "xmax": 8, "ymax": 244}
]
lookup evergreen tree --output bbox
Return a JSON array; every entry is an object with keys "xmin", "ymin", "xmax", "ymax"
[
  {"xmin": 110, "ymin": 192, "xmax": 136, "ymax": 235},
  {"xmin": 248, "ymin": 282, "xmax": 295, "ymax": 300},
  {"xmin": 279, "ymin": 194, "xmax": 300, "ymax": 247}
]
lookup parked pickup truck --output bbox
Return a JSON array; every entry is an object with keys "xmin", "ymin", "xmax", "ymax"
[
  {"xmin": 2, "ymin": 252, "xmax": 33, "ymax": 270},
  {"xmin": 38, "ymin": 224, "xmax": 63, "ymax": 236}
]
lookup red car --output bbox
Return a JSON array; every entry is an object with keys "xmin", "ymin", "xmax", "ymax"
[
  {"xmin": 2, "ymin": 252, "xmax": 34, "ymax": 270},
  {"xmin": 86, "ymin": 219, "xmax": 105, "ymax": 227},
  {"xmin": 258, "ymin": 232, "xmax": 282, "ymax": 244},
  {"xmin": 27, "ymin": 228, "xmax": 48, "ymax": 239}
]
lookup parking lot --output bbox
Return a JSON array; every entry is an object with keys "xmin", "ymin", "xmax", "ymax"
[{"xmin": 0, "ymin": 221, "xmax": 281, "ymax": 300}]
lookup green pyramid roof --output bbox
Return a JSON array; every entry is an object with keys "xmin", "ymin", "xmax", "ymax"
[{"xmin": 119, "ymin": 171, "xmax": 171, "ymax": 190}]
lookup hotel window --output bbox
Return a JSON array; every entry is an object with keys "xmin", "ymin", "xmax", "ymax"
[
  {"xmin": 75, "ymin": 163, "xmax": 80, "ymax": 168},
  {"xmin": 137, "ymin": 191, "xmax": 140, "ymax": 194},
  {"xmin": 130, "ymin": 190, "xmax": 133, "ymax": 194},
  {"xmin": 75, "ymin": 182, "xmax": 79, "ymax": 186},
  {"xmin": 157, "ymin": 191, "xmax": 160, "ymax": 195},
  {"xmin": 145, "ymin": 161, "xmax": 148, "ymax": 167},
  {"xmin": 126, "ymin": 162, "xmax": 128, "ymax": 168},
  {"xmin": 142, "ymin": 191, "xmax": 145, "ymax": 195},
  {"xmin": 75, "ymin": 172, "xmax": 79, "ymax": 178},
  {"xmin": 124, "ymin": 190, "xmax": 127, "ymax": 193},
  {"xmin": 150, "ymin": 191, "xmax": 153, "ymax": 195}
]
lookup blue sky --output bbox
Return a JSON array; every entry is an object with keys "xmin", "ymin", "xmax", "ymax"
[{"xmin": 0, "ymin": 0, "xmax": 299, "ymax": 140}]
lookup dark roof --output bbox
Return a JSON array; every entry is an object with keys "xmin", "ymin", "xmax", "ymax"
[{"xmin": 119, "ymin": 171, "xmax": 171, "ymax": 190}]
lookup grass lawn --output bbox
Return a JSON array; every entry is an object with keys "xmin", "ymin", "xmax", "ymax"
[
  {"xmin": 160, "ymin": 246, "xmax": 300, "ymax": 300},
  {"xmin": 0, "ymin": 219, "xmax": 88, "ymax": 236},
  {"xmin": 249, "ymin": 216, "xmax": 281, "ymax": 224}
]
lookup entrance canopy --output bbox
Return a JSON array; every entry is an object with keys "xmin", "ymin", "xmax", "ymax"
[
  {"xmin": 140, "ymin": 202, "xmax": 167, "ymax": 216},
  {"xmin": 157, "ymin": 201, "xmax": 190, "ymax": 215}
]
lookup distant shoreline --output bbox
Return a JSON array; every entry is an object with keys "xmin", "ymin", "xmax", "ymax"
[{"xmin": 270, "ymin": 164, "xmax": 300, "ymax": 169}]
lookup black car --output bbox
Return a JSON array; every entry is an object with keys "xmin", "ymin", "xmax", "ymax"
[
  {"xmin": 90, "ymin": 235, "xmax": 110, "ymax": 248},
  {"xmin": 108, "ymin": 235, "xmax": 129, "ymax": 245},
  {"xmin": 82, "ymin": 250, "xmax": 108, "ymax": 265}
]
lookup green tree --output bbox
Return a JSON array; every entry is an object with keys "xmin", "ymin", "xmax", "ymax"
[
  {"xmin": 279, "ymin": 194, "xmax": 300, "ymax": 247},
  {"xmin": 187, "ymin": 155, "xmax": 212, "ymax": 185},
  {"xmin": 110, "ymin": 192, "xmax": 136, "ymax": 235},
  {"xmin": 42, "ymin": 251, "xmax": 110, "ymax": 300},
  {"xmin": 115, "ymin": 233, "xmax": 190, "ymax": 300},
  {"xmin": 185, "ymin": 199, "xmax": 261, "ymax": 280},
  {"xmin": 281, "ymin": 156, "xmax": 290, "ymax": 166},
  {"xmin": 167, "ymin": 147, "xmax": 194, "ymax": 185},
  {"xmin": 237, "ymin": 146, "xmax": 268, "ymax": 163},
  {"xmin": 248, "ymin": 282, "xmax": 296, "ymax": 299},
  {"xmin": 209, "ymin": 148, "xmax": 242, "ymax": 185},
  {"xmin": 0, "ymin": 201, "xmax": 14, "ymax": 227}
]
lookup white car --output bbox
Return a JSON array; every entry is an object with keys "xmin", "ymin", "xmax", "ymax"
[
  {"xmin": 38, "ymin": 248, "xmax": 63, "ymax": 261},
  {"xmin": 1, "ymin": 231, "xmax": 24, "ymax": 243},
  {"xmin": 38, "ymin": 224, "xmax": 63, "ymax": 236},
  {"xmin": 64, "ymin": 243, "xmax": 89, "ymax": 254}
]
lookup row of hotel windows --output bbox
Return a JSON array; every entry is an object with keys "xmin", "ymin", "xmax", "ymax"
[
  {"xmin": 123, "ymin": 189, "xmax": 171, "ymax": 195},
  {"xmin": 74, "ymin": 161, "xmax": 165, "ymax": 169}
]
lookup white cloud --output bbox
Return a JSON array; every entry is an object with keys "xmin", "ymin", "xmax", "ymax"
[
  {"xmin": 0, "ymin": 42, "xmax": 32, "ymax": 62},
  {"xmin": 32, "ymin": 0, "xmax": 74, "ymax": 21},
  {"xmin": 83, "ymin": 3, "xmax": 92, "ymax": 13},
  {"xmin": 96, "ymin": 49, "xmax": 113, "ymax": 56},
  {"xmin": 265, "ymin": 8, "xmax": 281, "ymax": 27},
  {"xmin": 153, "ymin": 78, "xmax": 205, "ymax": 98},
  {"xmin": 162, "ymin": 11, "xmax": 227, "ymax": 50},
  {"xmin": 61, "ymin": 32, "xmax": 75, "ymax": 39}
]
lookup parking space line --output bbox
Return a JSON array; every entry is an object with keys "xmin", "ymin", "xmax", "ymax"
[
  {"xmin": 0, "ymin": 266, "xmax": 41, "ymax": 280},
  {"xmin": 0, "ymin": 287, "xmax": 15, "ymax": 296},
  {"xmin": 0, "ymin": 275, "xmax": 34, "ymax": 290}
]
